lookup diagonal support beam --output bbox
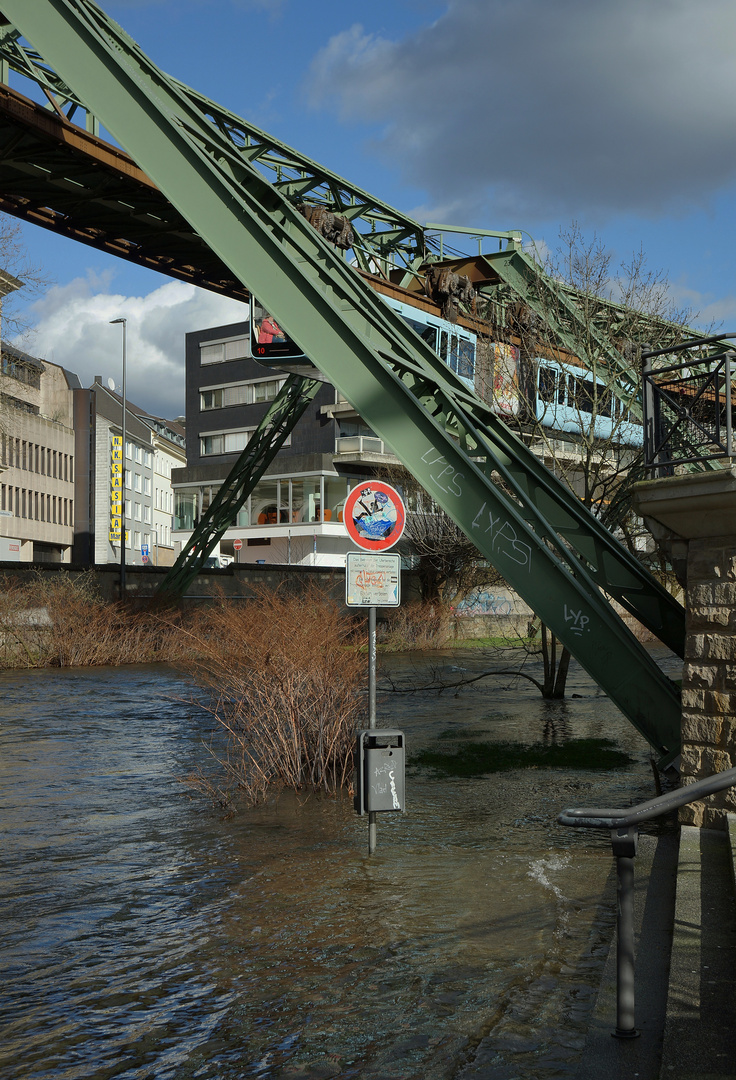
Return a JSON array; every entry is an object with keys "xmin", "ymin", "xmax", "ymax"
[{"xmin": 158, "ymin": 374, "xmax": 321, "ymax": 599}]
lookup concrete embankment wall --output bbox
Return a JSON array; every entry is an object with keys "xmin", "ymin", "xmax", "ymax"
[{"xmin": 0, "ymin": 560, "xmax": 657, "ymax": 643}]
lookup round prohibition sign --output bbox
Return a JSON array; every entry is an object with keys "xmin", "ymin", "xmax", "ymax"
[{"xmin": 343, "ymin": 481, "xmax": 406, "ymax": 552}]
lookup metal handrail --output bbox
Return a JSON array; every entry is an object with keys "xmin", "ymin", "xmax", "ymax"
[
  {"xmin": 558, "ymin": 766, "xmax": 736, "ymax": 1039},
  {"xmin": 559, "ymin": 764, "xmax": 736, "ymax": 830}
]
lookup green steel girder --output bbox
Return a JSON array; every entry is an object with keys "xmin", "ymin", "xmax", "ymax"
[
  {"xmin": 0, "ymin": 18, "xmax": 426, "ymax": 275},
  {"xmin": 479, "ymin": 247, "xmax": 727, "ymax": 471},
  {"xmin": 480, "ymin": 247, "xmax": 641, "ymax": 395},
  {"xmin": 1, "ymin": 0, "xmax": 684, "ymax": 765},
  {"xmin": 477, "ymin": 247, "xmax": 725, "ymax": 418},
  {"xmin": 159, "ymin": 374, "xmax": 321, "ymax": 599}
]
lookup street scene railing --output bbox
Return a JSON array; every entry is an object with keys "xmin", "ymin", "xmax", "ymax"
[{"xmin": 558, "ymin": 766, "xmax": 736, "ymax": 1037}]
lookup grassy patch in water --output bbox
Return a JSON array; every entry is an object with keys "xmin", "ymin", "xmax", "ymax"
[
  {"xmin": 414, "ymin": 737, "xmax": 633, "ymax": 776},
  {"xmin": 437, "ymin": 726, "xmax": 494, "ymax": 741}
]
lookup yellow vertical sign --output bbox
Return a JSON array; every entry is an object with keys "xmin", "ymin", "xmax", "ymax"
[{"xmin": 109, "ymin": 435, "xmax": 123, "ymax": 542}]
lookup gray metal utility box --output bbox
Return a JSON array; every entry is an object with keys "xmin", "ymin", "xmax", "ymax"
[{"xmin": 354, "ymin": 729, "xmax": 405, "ymax": 816}]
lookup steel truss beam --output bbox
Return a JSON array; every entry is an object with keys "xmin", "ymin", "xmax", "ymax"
[
  {"xmin": 1, "ymin": 0, "xmax": 683, "ymax": 765},
  {"xmin": 0, "ymin": 18, "xmax": 428, "ymax": 277},
  {"xmin": 159, "ymin": 374, "xmax": 321, "ymax": 598}
]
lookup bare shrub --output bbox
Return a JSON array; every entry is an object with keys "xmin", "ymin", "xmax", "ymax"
[
  {"xmin": 0, "ymin": 572, "xmax": 193, "ymax": 669},
  {"xmin": 379, "ymin": 600, "xmax": 456, "ymax": 651},
  {"xmin": 185, "ymin": 583, "xmax": 367, "ymax": 807}
]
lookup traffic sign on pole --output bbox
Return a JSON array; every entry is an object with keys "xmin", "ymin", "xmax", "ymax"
[
  {"xmin": 343, "ymin": 482, "xmax": 406, "ymax": 552},
  {"xmin": 233, "ymin": 538, "xmax": 243, "ymax": 551},
  {"xmin": 346, "ymin": 552, "xmax": 401, "ymax": 607}
]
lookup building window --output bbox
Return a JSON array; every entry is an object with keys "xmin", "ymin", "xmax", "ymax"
[
  {"xmin": 134, "ymin": 503, "xmax": 142, "ymax": 521},
  {"xmin": 144, "ymin": 506, "xmax": 151, "ymax": 524},
  {"xmin": 199, "ymin": 378, "xmax": 283, "ymax": 411},
  {"xmin": 200, "ymin": 429, "xmax": 251, "ymax": 456},
  {"xmin": 200, "ymin": 336, "xmax": 249, "ymax": 365},
  {"xmin": 0, "ymin": 352, "xmax": 41, "ymax": 388},
  {"xmin": 134, "ymin": 473, "xmax": 142, "ymax": 493},
  {"xmin": 253, "ymin": 379, "xmax": 282, "ymax": 403},
  {"xmin": 144, "ymin": 477, "xmax": 151, "ymax": 496}
]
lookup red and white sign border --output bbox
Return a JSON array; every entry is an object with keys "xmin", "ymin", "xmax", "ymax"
[{"xmin": 343, "ymin": 481, "xmax": 406, "ymax": 552}]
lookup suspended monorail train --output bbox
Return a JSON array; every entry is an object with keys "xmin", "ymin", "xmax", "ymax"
[{"xmin": 250, "ymin": 295, "xmax": 641, "ymax": 446}]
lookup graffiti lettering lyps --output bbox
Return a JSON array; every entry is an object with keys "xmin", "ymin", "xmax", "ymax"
[{"xmin": 454, "ymin": 590, "xmax": 515, "ymax": 617}]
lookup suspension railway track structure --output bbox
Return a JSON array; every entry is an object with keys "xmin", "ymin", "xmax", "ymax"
[{"xmin": 0, "ymin": 0, "xmax": 705, "ymax": 767}]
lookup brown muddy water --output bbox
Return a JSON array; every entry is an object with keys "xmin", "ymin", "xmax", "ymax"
[{"xmin": 0, "ymin": 647, "xmax": 681, "ymax": 1080}]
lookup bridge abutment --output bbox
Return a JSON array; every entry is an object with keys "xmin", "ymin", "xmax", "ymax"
[{"xmin": 634, "ymin": 468, "xmax": 736, "ymax": 828}]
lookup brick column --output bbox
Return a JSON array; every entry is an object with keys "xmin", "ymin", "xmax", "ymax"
[{"xmin": 680, "ymin": 535, "xmax": 736, "ymax": 829}]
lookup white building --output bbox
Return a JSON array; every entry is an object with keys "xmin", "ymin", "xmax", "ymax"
[{"xmin": 73, "ymin": 379, "xmax": 186, "ymax": 567}]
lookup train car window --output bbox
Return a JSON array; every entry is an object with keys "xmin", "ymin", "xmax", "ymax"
[
  {"xmin": 422, "ymin": 326, "xmax": 439, "ymax": 350},
  {"xmin": 250, "ymin": 297, "xmax": 305, "ymax": 362},
  {"xmin": 458, "ymin": 340, "xmax": 475, "ymax": 380},
  {"xmin": 405, "ymin": 316, "xmax": 438, "ymax": 352},
  {"xmin": 439, "ymin": 331, "xmax": 448, "ymax": 363},
  {"xmin": 538, "ymin": 366, "xmax": 557, "ymax": 403},
  {"xmin": 557, "ymin": 373, "xmax": 567, "ymax": 405},
  {"xmin": 449, "ymin": 335, "xmax": 460, "ymax": 374},
  {"xmin": 579, "ymin": 379, "xmax": 596, "ymax": 414},
  {"xmin": 598, "ymin": 387, "xmax": 613, "ymax": 418}
]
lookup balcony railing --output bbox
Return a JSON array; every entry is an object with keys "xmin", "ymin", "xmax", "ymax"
[
  {"xmin": 642, "ymin": 334, "xmax": 736, "ymax": 476},
  {"xmin": 335, "ymin": 435, "xmax": 386, "ymax": 456}
]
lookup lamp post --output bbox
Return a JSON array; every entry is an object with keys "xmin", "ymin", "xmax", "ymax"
[{"xmin": 110, "ymin": 317, "xmax": 127, "ymax": 598}]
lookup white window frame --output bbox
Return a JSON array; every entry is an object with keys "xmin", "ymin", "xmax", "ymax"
[
  {"xmin": 200, "ymin": 334, "xmax": 250, "ymax": 366},
  {"xmin": 200, "ymin": 427, "xmax": 255, "ymax": 457},
  {"xmin": 199, "ymin": 376, "xmax": 284, "ymax": 411}
]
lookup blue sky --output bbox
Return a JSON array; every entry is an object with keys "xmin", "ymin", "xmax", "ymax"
[{"xmin": 5, "ymin": 0, "xmax": 736, "ymax": 419}]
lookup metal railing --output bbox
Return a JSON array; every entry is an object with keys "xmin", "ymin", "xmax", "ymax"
[
  {"xmin": 334, "ymin": 435, "xmax": 386, "ymax": 456},
  {"xmin": 642, "ymin": 334, "xmax": 736, "ymax": 476},
  {"xmin": 558, "ymin": 766, "xmax": 736, "ymax": 1038}
]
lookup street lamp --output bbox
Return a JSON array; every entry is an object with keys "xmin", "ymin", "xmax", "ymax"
[{"xmin": 110, "ymin": 317, "xmax": 127, "ymax": 598}]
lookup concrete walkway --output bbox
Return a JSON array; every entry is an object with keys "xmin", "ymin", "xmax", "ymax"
[
  {"xmin": 659, "ymin": 826, "xmax": 736, "ymax": 1079},
  {"xmin": 576, "ymin": 819, "xmax": 736, "ymax": 1080}
]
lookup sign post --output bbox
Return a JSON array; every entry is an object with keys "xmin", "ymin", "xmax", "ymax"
[{"xmin": 343, "ymin": 482, "xmax": 406, "ymax": 854}]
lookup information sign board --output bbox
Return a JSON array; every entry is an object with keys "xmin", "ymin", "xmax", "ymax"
[
  {"xmin": 343, "ymin": 482, "xmax": 406, "ymax": 552},
  {"xmin": 346, "ymin": 552, "xmax": 401, "ymax": 607}
]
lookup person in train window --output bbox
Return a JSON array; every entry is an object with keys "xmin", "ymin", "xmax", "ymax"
[{"xmin": 258, "ymin": 316, "xmax": 285, "ymax": 343}]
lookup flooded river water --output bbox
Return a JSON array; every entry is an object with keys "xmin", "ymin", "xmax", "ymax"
[{"xmin": 0, "ymin": 648, "xmax": 680, "ymax": 1080}]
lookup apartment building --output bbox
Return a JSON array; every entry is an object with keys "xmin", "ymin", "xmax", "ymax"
[
  {"xmin": 172, "ymin": 319, "xmax": 399, "ymax": 566},
  {"xmin": 72, "ymin": 378, "xmax": 186, "ymax": 567},
  {"xmin": 0, "ymin": 344, "xmax": 78, "ymax": 562}
]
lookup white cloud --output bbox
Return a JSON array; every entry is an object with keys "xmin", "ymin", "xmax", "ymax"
[
  {"xmin": 307, "ymin": 0, "xmax": 736, "ymax": 225},
  {"xmin": 16, "ymin": 275, "xmax": 247, "ymax": 420}
]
